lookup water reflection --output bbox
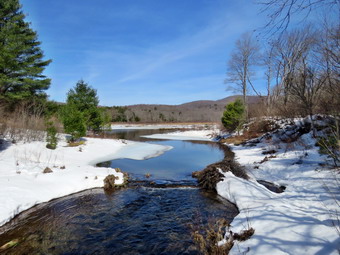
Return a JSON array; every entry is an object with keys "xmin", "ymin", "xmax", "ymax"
[
  {"xmin": 98, "ymin": 129, "xmax": 225, "ymax": 183},
  {"xmin": 0, "ymin": 188, "xmax": 238, "ymax": 255},
  {"xmin": 0, "ymin": 128, "xmax": 237, "ymax": 255},
  {"xmin": 98, "ymin": 140, "xmax": 224, "ymax": 183}
]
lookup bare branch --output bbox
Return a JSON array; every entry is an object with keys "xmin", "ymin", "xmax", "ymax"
[
  {"xmin": 225, "ymin": 33, "xmax": 260, "ymax": 119},
  {"xmin": 256, "ymin": 0, "xmax": 340, "ymax": 35}
]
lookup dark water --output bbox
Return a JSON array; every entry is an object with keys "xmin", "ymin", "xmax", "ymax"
[
  {"xmin": 0, "ymin": 128, "xmax": 237, "ymax": 255},
  {"xmin": 0, "ymin": 188, "xmax": 238, "ymax": 255}
]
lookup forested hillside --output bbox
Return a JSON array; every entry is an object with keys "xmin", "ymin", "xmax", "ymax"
[{"xmin": 106, "ymin": 96, "xmax": 261, "ymax": 123}]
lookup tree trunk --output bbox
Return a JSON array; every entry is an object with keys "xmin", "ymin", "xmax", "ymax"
[{"xmin": 309, "ymin": 113, "xmax": 316, "ymax": 138}]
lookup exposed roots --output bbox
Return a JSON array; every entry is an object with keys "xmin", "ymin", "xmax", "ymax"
[{"xmin": 193, "ymin": 158, "xmax": 248, "ymax": 192}]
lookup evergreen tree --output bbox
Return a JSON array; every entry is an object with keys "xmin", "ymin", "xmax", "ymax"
[
  {"xmin": 46, "ymin": 120, "xmax": 58, "ymax": 149},
  {"xmin": 221, "ymin": 99, "xmax": 245, "ymax": 133},
  {"xmin": 66, "ymin": 80, "xmax": 99, "ymax": 113},
  {"xmin": 60, "ymin": 103, "xmax": 86, "ymax": 142},
  {"xmin": 0, "ymin": 0, "xmax": 51, "ymax": 102},
  {"xmin": 65, "ymin": 80, "xmax": 105, "ymax": 133}
]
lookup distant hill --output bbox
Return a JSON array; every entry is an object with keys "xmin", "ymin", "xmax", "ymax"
[{"xmin": 107, "ymin": 95, "xmax": 262, "ymax": 123}]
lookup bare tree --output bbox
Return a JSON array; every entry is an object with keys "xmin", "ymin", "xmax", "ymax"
[
  {"xmin": 257, "ymin": 0, "xmax": 340, "ymax": 34},
  {"xmin": 225, "ymin": 33, "xmax": 260, "ymax": 119},
  {"xmin": 262, "ymin": 43, "xmax": 276, "ymax": 115},
  {"xmin": 290, "ymin": 62, "xmax": 326, "ymax": 137},
  {"xmin": 320, "ymin": 24, "xmax": 340, "ymax": 113},
  {"xmin": 271, "ymin": 26, "xmax": 315, "ymax": 107},
  {"xmin": 318, "ymin": 24, "xmax": 340, "ymax": 150},
  {"xmin": 269, "ymin": 26, "xmax": 326, "ymax": 135}
]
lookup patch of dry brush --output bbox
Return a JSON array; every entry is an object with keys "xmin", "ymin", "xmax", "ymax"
[{"xmin": 193, "ymin": 156, "xmax": 248, "ymax": 191}]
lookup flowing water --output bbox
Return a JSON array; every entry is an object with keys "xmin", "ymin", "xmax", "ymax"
[{"xmin": 0, "ymin": 128, "xmax": 238, "ymax": 255}]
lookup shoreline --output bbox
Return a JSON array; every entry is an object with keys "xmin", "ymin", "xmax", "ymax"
[
  {"xmin": 1, "ymin": 125, "xmax": 338, "ymax": 254},
  {"xmin": 125, "ymin": 126, "xmax": 339, "ymax": 254},
  {"xmin": 217, "ymin": 133, "xmax": 339, "ymax": 254},
  {"xmin": 0, "ymin": 135, "xmax": 171, "ymax": 227}
]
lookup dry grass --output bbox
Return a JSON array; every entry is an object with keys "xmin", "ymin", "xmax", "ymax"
[
  {"xmin": 190, "ymin": 218, "xmax": 233, "ymax": 255},
  {"xmin": 222, "ymin": 135, "xmax": 252, "ymax": 145},
  {"xmin": 103, "ymin": 174, "xmax": 120, "ymax": 190},
  {"xmin": 193, "ymin": 159, "xmax": 248, "ymax": 191},
  {"xmin": 193, "ymin": 143, "xmax": 248, "ymax": 191},
  {"xmin": 0, "ymin": 102, "xmax": 62, "ymax": 143},
  {"xmin": 232, "ymin": 227, "xmax": 255, "ymax": 241},
  {"xmin": 221, "ymin": 119, "xmax": 280, "ymax": 145},
  {"xmin": 190, "ymin": 216, "xmax": 255, "ymax": 255},
  {"xmin": 67, "ymin": 140, "xmax": 85, "ymax": 147}
]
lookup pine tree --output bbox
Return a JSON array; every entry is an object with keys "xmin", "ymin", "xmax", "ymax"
[
  {"xmin": 221, "ymin": 99, "xmax": 245, "ymax": 133},
  {"xmin": 61, "ymin": 103, "xmax": 86, "ymax": 142},
  {"xmin": 46, "ymin": 120, "xmax": 58, "ymax": 149},
  {"xmin": 0, "ymin": 0, "xmax": 51, "ymax": 102},
  {"xmin": 65, "ymin": 80, "xmax": 106, "ymax": 133},
  {"xmin": 66, "ymin": 80, "xmax": 99, "ymax": 112}
]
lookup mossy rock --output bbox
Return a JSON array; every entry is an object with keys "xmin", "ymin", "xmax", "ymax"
[
  {"xmin": 46, "ymin": 143, "xmax": 56, "ymax": 150},
  {"xmin": 43, "ymin": 167, "xmax": 53, "ymax": 174}
]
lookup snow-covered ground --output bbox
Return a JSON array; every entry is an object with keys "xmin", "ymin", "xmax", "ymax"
[
  {"xmin": 139, "ymin": 125, "xmax": 340, "ymax": 254},
  {"xmin": 142, "ymin": 129, "xmax": 219, "ymax": 141},
  {"xmin": 217, "ymin": 133, "xmax": 340, "ymax": 254},
  {"xmin": 0, "ymin": 136, "xmax": 172, "ymax": 227},
  {"xmin": 1, "ymin": 123, "xmax": 339, "ymax": 254}
]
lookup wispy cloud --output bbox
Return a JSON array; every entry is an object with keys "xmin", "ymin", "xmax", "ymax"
[
  {"xmin": 23, "ymin": 0, "xmax": 265, "ymax": 105},
  {"xmin": 115, "ymin": 22, "xmax": 230, "ymax": 84}
]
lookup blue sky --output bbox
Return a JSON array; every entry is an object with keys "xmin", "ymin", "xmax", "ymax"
[{"xmin": 21, "ymin": 0, "xmax": 267, "ymax": 106}]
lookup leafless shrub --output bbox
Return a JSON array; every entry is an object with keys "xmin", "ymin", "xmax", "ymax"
[
  {"xmin": 248, "ymin": 100, "xmax": 268, "ymax": 119},
  {"xmin": 193, "ymin": 166, "xmax": 225, "ymax": 191},
  {"xmin": 0, "ymin": 101, "xmax": 62, "ymax": 143},
  {"xmin": 248, "ymin": 119, "xmax": 280, "ymax": 134},
  {"xmin": 193, "ymin": 159, "xmax": 248, "ymax": 191},
  {"xmin": 316, "ymin": 121, "xmax": 340, "ymax": 166},
  {"xmin": 232, "ymin": 227, "xmax": 255, "ymax": 242},
  {"xmin": 222, "ymin": 119, "xmax": 280, "ymax": 146},
  {"xmin": 190, "ymin": 218, "xmax": 233, "ymax": 255},
  {"xmin": 190, "ymin": 216, "xmax": 255, "ymax": 255}
]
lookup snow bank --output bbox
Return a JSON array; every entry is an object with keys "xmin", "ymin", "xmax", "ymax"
[
  {"xmin": 0, "ymin": 136, "xmax": 171, "ymax": 226},
  {"xmin": 217, "ymin": 132, "xmax": 340, "ymax": 254},
  {"xmin": 142, "ymin": 129, "xmax": 219, "ymax": 141}
]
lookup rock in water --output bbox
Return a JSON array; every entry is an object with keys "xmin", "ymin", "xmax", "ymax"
[{"xmin": 103, "ymin": 174, "xmax": 119, "ymax": 190}]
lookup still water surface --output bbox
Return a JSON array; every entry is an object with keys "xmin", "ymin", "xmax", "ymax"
[
  {"xmin": 0, "ymin": 128, "xmax": 237, "ymax": 255},
  {"xmin": 98, "ymin": 139, "xmax": 224, "ymax": 183}
]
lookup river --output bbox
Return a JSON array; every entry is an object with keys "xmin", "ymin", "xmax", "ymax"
[{"xmin": 0, "ymin": 128, "xmax": 238, "ymax": 255}]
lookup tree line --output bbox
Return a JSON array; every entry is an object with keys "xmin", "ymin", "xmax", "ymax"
[
  {"xmin": 224, "ymin": 1, "xmax": 339, "ymax": 135},
  {"xmin": 1, "ymin": 0, "xmax": 339, "ymax": 146},
  {"xmin": 221, "ymin": 0, "xmax": 339, "ymax": 164}
]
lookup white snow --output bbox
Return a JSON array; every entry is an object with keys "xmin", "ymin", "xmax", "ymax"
[
  {"xmin": 217, "ymin": 132, "xmax": 340, "ymax": 254},
  {"xmin": 1, "ymin": 122, "xmax": 339, "ymax": 255},
  {"xmin": 142, "ymin": 129, "xmax": 219, "ymax": 141},
  {"xmin": 0, "ymin": 136, "xmax": 171, "ymax": 226}
]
